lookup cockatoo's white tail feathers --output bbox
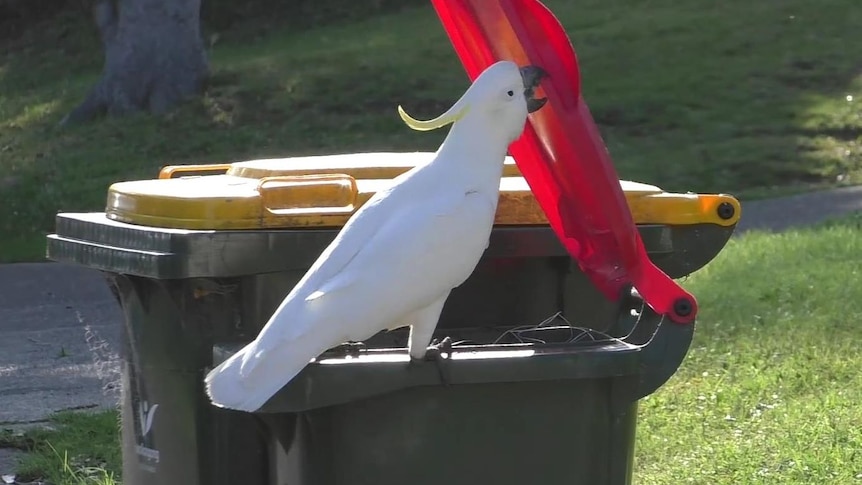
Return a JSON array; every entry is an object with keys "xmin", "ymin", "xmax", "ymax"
[
  {"xmin": 205, "ymin": 338, "xmax": 318, "ymax": 412},
  {"xmin": 205, "ymin": 348, "xmax": 252, "ymax": 410}
]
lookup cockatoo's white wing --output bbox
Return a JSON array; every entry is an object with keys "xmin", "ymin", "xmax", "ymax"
[
  {"xmin": 247, "ymin": 184, "xmax": 494, "ymax": 363},
  {"xmin": 205, "ymin": 180, "xmax": 496, "ymax": 411},
  {"xmin": 234, "ymin": 170, "xmax": 431, "ymax": 364}
]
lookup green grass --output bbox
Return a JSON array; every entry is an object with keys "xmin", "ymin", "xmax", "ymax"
[
  {"xmin": 635, "ymin": 212, "xmax": 862, "ymax": 484},
  {"xmin": 1, "ymin": 1, "xmax": 861, "ymax": 262},
  {"xmin": 0, "ymin": 411, "xmax": 120, "ymax": 485}
]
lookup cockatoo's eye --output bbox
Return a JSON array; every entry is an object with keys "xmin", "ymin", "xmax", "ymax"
[{"xmin": 507, "ymin": 90, "xmax": 514, "ymax": 97}]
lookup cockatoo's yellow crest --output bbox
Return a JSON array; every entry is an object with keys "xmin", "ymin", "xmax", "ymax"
[{"xmin": 397, "ymin": 104, "xmax": 469, "ymax": 131}]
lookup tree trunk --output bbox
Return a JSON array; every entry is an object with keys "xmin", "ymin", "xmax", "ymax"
[{"xmin": 62, "ymin": 0, "xmax": 208, "ymax": 125}]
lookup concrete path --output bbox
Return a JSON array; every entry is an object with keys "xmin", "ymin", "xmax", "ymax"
[
  {"xmin": 0, "ymin": 263, "xmax": 122, "ymax": 425},
  {"xmin": 0, "ymin": 185, "xmax": 860, "ymax": 474},
  {"xmin": 735, "ymin": 185, "xmax": 862, "ymax": 233}
]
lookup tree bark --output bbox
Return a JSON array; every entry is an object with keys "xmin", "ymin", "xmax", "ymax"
[{"xmin": 62, "ymin": 0, "xmax": 208, "ymax": 125}]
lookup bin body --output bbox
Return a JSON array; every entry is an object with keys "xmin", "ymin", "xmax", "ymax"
[{"xmin": 49, "ymin": 215, "xmax": 713, "ymax": 485}]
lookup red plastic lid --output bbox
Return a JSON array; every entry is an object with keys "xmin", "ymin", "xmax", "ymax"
[{"xmin": 430, "ymin": 0, "xmax": 697, "ymax": 323}]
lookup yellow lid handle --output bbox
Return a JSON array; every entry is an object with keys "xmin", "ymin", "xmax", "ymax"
[
  {"xmin": 629, "ymin": 193, "xmax": 741, "ymax": 226},
  {"xmin": 258, "ymin": 174, "xmax": 359, "ymax": 217},
  {"xmin": 159, "ymin": 164, "xmax": 233, "ymax": 179}
]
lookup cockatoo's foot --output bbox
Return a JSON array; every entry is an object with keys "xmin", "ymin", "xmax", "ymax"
[
  {"xmin": 406, "ymin": 336, "xmax": 454, "ymax": 385},
  {"xmin": 428, "ymin": 336, "xmax": 453, "ymax": 356},
  {"xmin": 427, "ymin": 336, "xmax": 453, "ymax": 385}
]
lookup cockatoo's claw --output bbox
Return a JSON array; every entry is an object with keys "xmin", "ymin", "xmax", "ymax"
[
  {"xmin": 333, "ymin": 341, "xmax": 365, "ymax": 358},
  {"xmin": 429, "ymin": 336, "xmax": 454, "ymax": 355},
  {"xmin": 428, "ymin": 336, "xmax": 453, "ymax": 386}
]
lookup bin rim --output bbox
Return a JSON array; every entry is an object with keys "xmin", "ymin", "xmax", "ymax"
[{"xmin": 211, "ymin": 299, "xmax": 694, "ymax": 413}]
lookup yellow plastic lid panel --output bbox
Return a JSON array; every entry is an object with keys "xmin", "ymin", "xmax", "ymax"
[{"xmin": 106, "ymin": 163, "xmax": 741, "ymax": 230}]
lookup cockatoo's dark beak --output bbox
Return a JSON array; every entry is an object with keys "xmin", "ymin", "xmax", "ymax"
[{"xmin": 520, "ymin": 65, "xmax": 548, "ymax": 113}]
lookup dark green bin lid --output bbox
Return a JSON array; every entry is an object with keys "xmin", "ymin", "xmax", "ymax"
[{"xmin": 46, "ymin": 212, "xmax": 734, "ymax": 279}]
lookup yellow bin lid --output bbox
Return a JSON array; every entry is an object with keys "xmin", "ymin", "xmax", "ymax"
[{"xmin": 105, "ymin": 152, "xmax": 741, "ymax": 230}]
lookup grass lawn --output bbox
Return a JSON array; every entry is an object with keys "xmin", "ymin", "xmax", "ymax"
[
  {"xmin": 3, "ymin": 213, "xmax": 861, "ymax": 484},
  {"xmin": 637, "ymin": 212, "xmax": 862, "ymax": 484},
  {"xmin": 1, "ymin": 0, "xmax": 861, "ymax": 261},
  {"xmin": 0, "ymin": 411, "xmax": 120, "ymax": 485}
]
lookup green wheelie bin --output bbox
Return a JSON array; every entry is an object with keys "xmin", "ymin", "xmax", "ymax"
[{"xmin": 47, "ymin": 152, "xmax": 740, "ymax": 484}]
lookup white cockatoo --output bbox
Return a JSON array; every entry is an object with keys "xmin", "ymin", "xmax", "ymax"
[{"xmin": 205, "ymin": 60, "xmax": 548, "ymax": 412}]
